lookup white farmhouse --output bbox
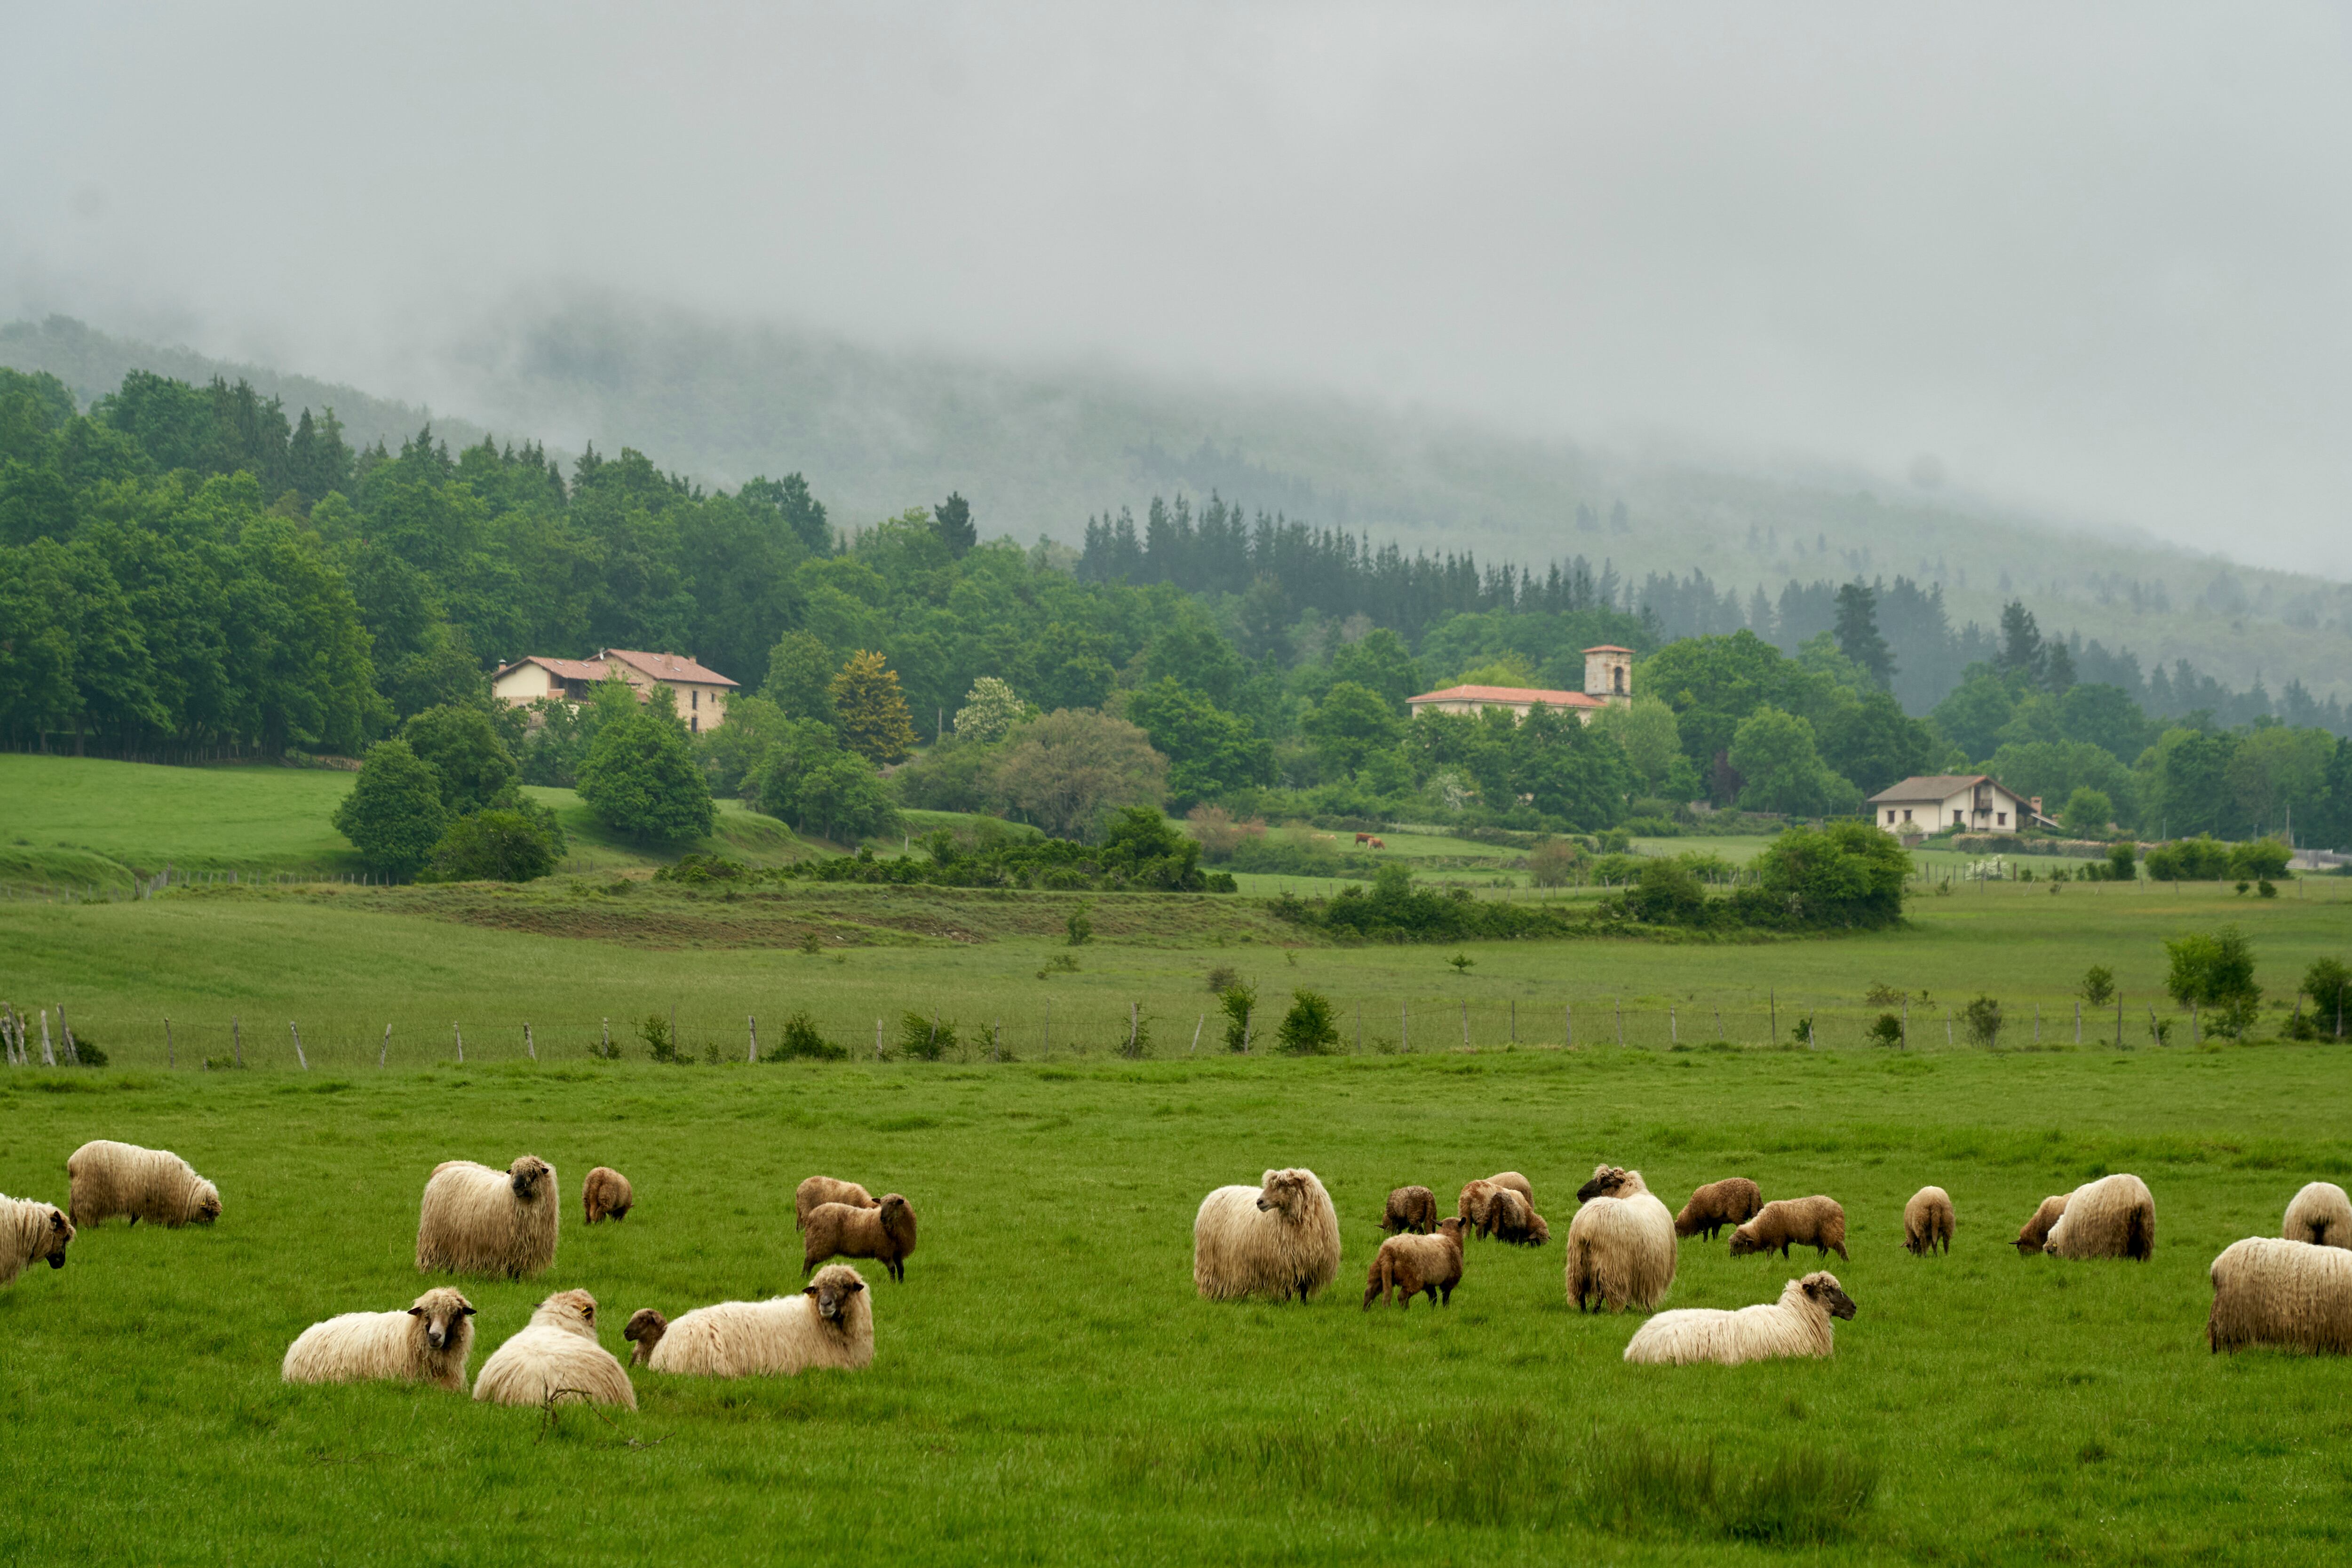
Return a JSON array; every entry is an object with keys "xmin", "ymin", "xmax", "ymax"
[
  {"xmin": 491, "ymin": 648, "xmax": 739, "ymax": 733},
  {"xmin": 1866, "ymin": 774, "xmax": 2058, "ymax": 836}
]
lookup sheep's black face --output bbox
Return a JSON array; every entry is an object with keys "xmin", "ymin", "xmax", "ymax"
[
  {"xmin": 1803, "ymin": 1276, "xmax": 1858, "ymax": 1320},
  {"xmin": 807, "ymin": 1274, "xmax": 866, "ymax": 1322},
  {"xmin": 1577, "ymin": 1170, "xmax": 1625, "ymax": 1203},
  {"xmin": 1728, "ymin": 1230, "xmax": 1761, "ymax": 1258},
  {"xmin": 196, "ymin": 1193, "xmax": 222, "ymax": 1224},
  {"xmin": 511, "ymin": 1160, "xmax": 549, "ymax": 1200}
]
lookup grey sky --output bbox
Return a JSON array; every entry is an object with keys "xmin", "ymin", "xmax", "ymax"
[{"xmin": 7, "ymin": 3, "xmax": 2349, "ymax": 574}]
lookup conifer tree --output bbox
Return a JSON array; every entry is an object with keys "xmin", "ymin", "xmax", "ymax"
[{"xmin": 830, "ymin": 650, "xmax": 920, "ymax": 763}]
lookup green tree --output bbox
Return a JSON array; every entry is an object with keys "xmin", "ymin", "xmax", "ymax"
[
  {"xmin": 953, "ymin": 676, "xmax": 1025, "ymax": 743},
  {"xmin": 1299, "ymin": 680, "xmax": 1400, "ymax": 776},
  {"xmin": 737, "ymin": 472, "xmax": 832, "ymax": 556},
  {"xmin": 1220, "ymin": 980, "xmax": 1258, "ymax": 1053},
  {"xmin": 1320, "ymin": 628, "xmax": 1423, "ymax": 709},
  {"xmin": 2063, "ymin": 788, "xmax": 2114, "ymax": 836},
  {"xmin": 400, "ymin": 703, "xmax": 517, "ymax": 814},
  {"xmin": 1817, "ymin": 687, "xmax": 1937, "ymax": 798},
  {"xmin": 421, "ymin": 809, "xmax": 560, "ymax": 882},
  {"xmin": 1996, "ymin": 601, "xmax": 2044, "ymax": 684},
  {"xmin": 1833, "ymin": 581, "xmax": 1895, "ymax": 687},
  {"xmin": 1931, "ymin": 671, "xmax": 2018, "ymax": 764},
  {"xmin": 933, "ymin": 492, "xmax": 976, "ymax": 557},
  {"xmin": 1753, "ymin": 819, "xmax": 1912, "ymax": 928},
  {"xmin": 829, "ymin": 649, "xmax": 919, "ymax": 763},
  {"xmin": 1512, "ymin": 705, "xmax": 1637, "ymax": 828},
  {"xmin": 2303, "ymin": 959, "xmax": 2351, "ymax": 1034},
  {"xmin": 1729, "ymin": 706, "xmax": 1855, "ymax": 817},
  {"xmin": 994, "ymin": 709, "xmax": 1167, "ymax": 838},
  {"xmin": 2138, "ymin": 728, "xmax": 2238, "ymax": 839},
  {"xmin": 762, "ymin": 629, "xmax": 838, "ymax": 724},
  {"xmin": 1274, "ymin": 990, "xmax": 1341, "ymax": 1056},
  {"xmin": 332, "ymin": 740, "xmax": 447, "ymax": 879},
  {"xmin": 578, "ymin": 700, "xmax": 715, "ymax": 843},
  {"xmin": 2165, "ymin": 925, "xmax": 2261, "ymax": 1036},
  {"xmin": 1122, "ymin": 678, "xmax": 1269, "ymax": 808},
  {"xmin": 1590, "ymin": 697, "xmax": 1684, "ymax": 795},
  {"xmin": 785, "ymin": 750, "xmax": 898, "ymax": 843}
]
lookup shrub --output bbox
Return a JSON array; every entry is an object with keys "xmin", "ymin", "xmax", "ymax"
[
  {"xmin": 2165, "ymin": 926, "xmax": 2261, "ymax": 1037},
  {"xmin": 1528, "ymin": 838, "xmax": 1581, "ymax": 888},
  {"xmin": 1220, "ymin": 981, "xmax": 1257, "ymax": 1052},
  {"xmin": 421, "ymin": 809, "xmax": 559, "ymax": 883},
  {"xmin": 898, "ymin": 1011, "xmax": 956, "ymax": 1061},
  {"xmin": 640, "ymin": 1013, "xmax": 683, "ymax": 1064},
  {"xmin": 67, "ymin": 1034, "xmax": 109, "ymax": 1067},
  {"xmin": 1275, "ymin": 991, "xmax": 1341, "ymax": 1056},
  {"xmin": 1186, "ymin": 803, "xmax": 1266, "ymax": 862},
  {"xmin": 1448, "ymin": 953, "xmax": 1476, "ymax": 976},
  {"xmin": 764, "ymin": 1010, "xmax": 845, "ymax": 1061},
  {"xmin": 2105, "ymin": 842, "xmax": 2137, "ymax": 882},
  {"xmin": 1115, "ymin": 1010, "xmax": 1150, "ymax": 1059},
  {"xmin": 1066, "ymin": 907, "xmax": 1093, "ymax": 946},
  {"xmin": 332, "ymin": 740, "xmax": 447, "ymax": 880},
  {"xmin": 1788, "ymin": 1012, "xmax": 1816, "ymax": 1048},
  {"xmin": 579, "ymin": 702, "xmax": 715, "ymax": 844},
  {"xmin": 2145, "ymin": 836, "xmax": 2231, "ymax": 882},
  {"xmin": 2080, "ymin": 965, "xmax": 2116, "ymax": 1008},
  {"xmin": 1205, "ymin": 965, "xmax": 1240, "ymax": 995},
  {"xmin": 1867, "ymin": 1013, "xmax": 1904, "ymax": 1049},
  {"xmin": 2304, "ymin": 959, "xmax": 2352, "ymax": 1033},
  {"xmin": 2229, "ymin": 838, "xmax": 2293, "ymax": 881},
  {"xmin": 1960, "ymin": 995, "xmax": 2003, "ymax": 1048}
]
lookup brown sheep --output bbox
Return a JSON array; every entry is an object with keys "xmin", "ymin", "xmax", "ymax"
[
  {"xmin": 1729, "ymin": 1196, "xmax": 1848, "ymax": 1262},
  {"xmin": 1381, "ymin": 1185, "xmax": 1438, "ymax": 1235},
  {"xmin": 1458, "ymin": 1173, "xmax": 1532, "ymax": 1238},
  {"xmin": 1674, "ymin": 1178, "xmax": 1763, "ymax": 1242},
  {"xmin": 583, "ymin": 1166, "xmax": 634, "ymax": 1225},
  {"xmin": 1903, "ymin": 1186, "xmax": 1955, "ymax": 1256},
  {"xmin": 1488, "ymin": 1187, "xmax": 1551, "ymax": 1246},
  {"xmin": 1363, "ymin": 1218, "xmax": 1468, "ymax": 1309},
  {"xmin": 2013, "ymin": 1194, "xmax": 2069, "ymax": 1256},
  {"xmin": 803, "ymin": 1193, "xmax": 917, "ymax": 1282},
  {"xmin": 795, "ymin": 1176, "xmax": 877, "ymax": 1233}
]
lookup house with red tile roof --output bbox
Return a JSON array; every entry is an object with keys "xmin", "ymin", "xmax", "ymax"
[
  {"xmin": 1406, "ymin": 646, "xmax": 1633, "ymax": 725},
  {"xmin": 491, "ymin": 649, "xmax": 740, "ymax": 733}
]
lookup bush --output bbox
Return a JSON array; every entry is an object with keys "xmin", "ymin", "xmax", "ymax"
[
  {"xmin": 898, "ymin": 1011, "xmax": 956, "ymax": 1061},
  {"xmin": 2304, "ymin": 959, "xmax": 2352, "ymax": 1032},
  {"xmin": 66, "ymin": 1033, "xmax": 108, "ymax": 1067},
  {"xmin": 1528, "ymin": 839, "xmax": 1581, "ymax": 888},
  {"xmin": 2145, "ymin": 836, "xmax": 2231, "ymax": 882},
  {"xmin": 640, "ymin": 1013, "xmax": 683, "ymax": 1064},
  {"xmin": 421, "ymin": 809, "xmax": 560, "ymax": 883},
  {"xmin": 1066, "ymin": 907, "xmax": 1093, "ymax": 946},
  {"xmin": 2080, "ymin": 965, "xmax": 2116, "ymax": 1008},
  {"xmin": 579, "ymin": 702, "xmax": 715, "ymax": 844},
  {"xmin": 1960, "ymin": 995, "xmax": 2004, "ymax": 1048},
  {"xmin": 764, "ymin": 1010, "xmax": 845, "ymax": 1061},
  {"xmin": 2167, "ymin": 926, "xmax": 2262, "ymax": 1038},
  {"xmin": 1748, "ymin": 820, "xmax": 1913, "ymax": 930},
  {"xmin": 1220, "ymin": 982, "xmax": 1257, "ymax": 1053},
  {"xmin": 332, "ymin": 740, "xmax": 447, "ymax": 880},
  {"xmin": 2229, "ymin": 838, "xmax": 2293, "ymax": 881},
  {"xmin": 1867, "ymin": 1013, "xmax": 1904, "ymax": 1049},
  {"xmin": 1186, "ymin": 803, "xmax": 1266, "ymax": 862},
  {"xmin": 1206, "ymin": 965, "xmax": 1240, "ymax": 995},
  {"xmin": 1275, "ymin": 991, "xmax": 1341, "ymax": 1055}
]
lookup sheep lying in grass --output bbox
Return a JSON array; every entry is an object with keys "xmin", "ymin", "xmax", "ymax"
[
  {"xmin": 1363, "ymin": 1218, "xmax": 1468, "ymax": 1309},
  {"xmin": 1903, "ymin": 1187, "xmax": 1955, "ymax": 1256},
  {"xmin": 65, "ymin": 1140, "xmax": 221, "ymax": 1228},
  {"xmin": 473, "ymin": 1289, "xmax": 636, "ymax": 1410},
  {"xmin": 417, "ymin": 1156, "xmax": 558, "ymax": 1278},
  {"xmin": 625, "ymin": 1265, "xmax": 874, "ymax": 1376},
  {"xmin": 2208, "ymin": 1237, "xmax": 2352, "ymax": 1355},
  {"xmin": 1624, "ymin": 1272, "xmax": 1858, "ymax": 1366},
  {"xmin": 0, "ymin": 1194, "xmax": 73, "ymax": 1287},
  {"xmin": 1194, "ymin": 1168, "xmax": 1343, "ymax": 1302},
  {"xmin": 1488, "ymin": 1187, "xmax": 1550, "ymax": 1246},
  {"xmin": 2283, "ymin": 1182, "xmax": 2352, "ymax": 1249},
  {"xmin": 582, "ymin": 1167, "xmax": 633, "ymax": 1226},
  {"xmin": 2044, "ymin": 1174, "xmax": 2154, "ymax": 1261},
  {"xmin": 282, "ymin": 1288, "xmax": 477, "ymax": 1392},
  {"xmin": 803, "ymin": 1194, "xmax": 918, "ymax": 1282},
  {"xmin": 1674, "ymin": 1178, "xmax": 1763, "ymax": 1242},
  {"xmin": 1566, "ymin": 1166, "xmax": 1677, "ymax": 1313},
  {"xmin": 2013, "ymin": 1195, "xmax": 2069, "ymax": 1256},
  {"xmin": 1729, "ymin": 1197, "xmax": 1849, "ymax": 1262},
  {"xmin": 795, "ymin": 1176, "xmax": 876, "ymax": 1232},
  {"xmin": 1381, "ymin": 1186, "xmax": 1438, "ymax": 1235}
]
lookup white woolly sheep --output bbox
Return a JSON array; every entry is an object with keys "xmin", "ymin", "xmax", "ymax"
[
  {"xmin": 1674, "ymin": 1178, "xmax": 1763, "ymax": 1242},
  {"xmin": 417, "ymin": 1156, "xmax": 559, "ymax": 1278},
  {"xmin": 1194, "ymin": 1167, "xmax": 1343, "ymax": 1302},
  {"xmin": 2013, "ymin": 1194, "xmax": 2069, "ymax": 1256},
  {"xmin": 282, "ymin": 1288, "xmax": 477, "ymax": 1392},
  {"xmin": 2283, "ymin": 1182, "xmax": 2352, "ymax": 1250},
  {"xmin": 795, "ymin": 1176, "xmax": 876, "ymax": 1232},
  {"xmin": 0, "ymin": 1193, "xmax": 74, "ymax": 1287},
  {"xmin": 623, "ymin": 1265, "xmax": 874, "ymax": 1376},
  {"xmin": 1624, "ymin": 1271, "xmax": 1858, "ymax": 1366},
  {"xmin": 1730, "ymin": 1196, "xmax": 1849, "ymax": 1262},
  {"xmin": 65, "ymin": 1140, "xmax": 222, "ymax": 1228},
  {"xmin": 2043, "ymin": 1173, "xmax": 2154, "ymax": 1261},
  {"xmin": 1381, "ymin": 1185, "xmax": 1438, "ymax": 1235},
  {"xmin": 582, "ymin": 1167, "xmax": 634, "ymax": 1226},
  {"xmin": 1488, "ymin": 1187, "xmax": 1550, "ymax": 1247},
  {"xmin": 472, "ymin": 1289, "xmax": 636, "ymax": 1409},
  {"xmin": 1903, "ymin": 1187, "xmax": 1955, "ymax": 1256},
  {"xmin": 1363, "ymin": 1218, "xmax": 1468, "ymax": 1309},
  {"xmin": 802, "ymin": 1194, "xmax": 918, "ymax": 1282},
  {"xmin": 2208, "ymin": 1236, "xmax": 2352, "ymax": 1355},
  {"xmin": 1565, "ymin": 1165, "xmax": 1677, "ymax": 1313}
]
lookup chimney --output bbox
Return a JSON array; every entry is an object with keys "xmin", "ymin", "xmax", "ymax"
[{"xmin": 2029, "ymin": 797, "xmax": 2042, "ymax": 816}]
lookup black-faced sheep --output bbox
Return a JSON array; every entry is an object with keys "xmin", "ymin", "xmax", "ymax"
[
  {"xmin": 65, "ymin": 1140, "xmax": 222, "ymax": 1228},
  {"xmin": 1488, "ymin": 1186, "xmax": 1550, "ymax": 1246},
  {"xmin": 282, "ymin": 1287, "xmax": 477, "ymax": 1392},
  {"xmin": 0, "ymin": 1193, "xmax": 73, "ymax": 1287},
  {"xmin": 2043, "ymin": 1173, "xmax": 2154, "ymax": 1261},
  {"xmin": 472, "ymin": 1288, "xmax": 636, "ymax": 1409},
  {"xmin": 2013, "ymin": 1194, "xmax": 2069, "ymax": 1256},
  {"xmin": 417, "ymin": 1156, "xmax": 559, "ymax": 1278},
  {"xmin": 2208, "ymin": 1236, "xmax": 2352, "ymax": 1355},
  {"xmin": 795, "ymin": 1176, "xmax": 877, "ymax": 1232},
  {"xmin": 625, "ymin": 1264, "xmax": 874, "ymax": 1376},
  {"xmin": 1903, "ymin": 1186, "xmax": 1955, "ymax": 1256},
  {"xmin": 1674, "ymin": 1177, "xmax": 1763, "ymax": 1242},
  {"xmin": 1381, "ymin": 1185, "xmax": 1438, "ymax": 1235},
  {"xmin": 1363, "ymin": 1218, "xmax": 1468, "ymax": 1309},
  {"xmin": 1565, "ymin": 1165, "xmax": 1677, "ymax": 1313},
  {"xmin": 803, "ymin": 1193, "xmax": 918, "ymax": 1282},
  {"xmin": 1624, "ymin": 1271, "xmax": 1858, "ymax": 1366},
  {"xmin": 2283, "ymin": 1182, "xmax": 2352, "ymax": 1250},
  {"xmin": 1194, "ymin": 1167, "xmax": 1343, "ymax": 1302},
  {"xmin": 582, "ymin": 1166, "xmax": 634, "ymax": 1226},
  {"xmin": 1729, "ymin": 1196, "xmax": 1849, "ymax": 1262}
]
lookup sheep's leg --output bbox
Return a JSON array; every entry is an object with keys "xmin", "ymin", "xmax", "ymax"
[{"xmin": 1439, "ymin": 1282, "xmax": 1453, "ymax": 1305}]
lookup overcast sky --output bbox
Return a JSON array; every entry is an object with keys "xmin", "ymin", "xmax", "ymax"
[{"xmin": 6, "ymin": 3, "xmax": 2349, "ymax": 575}]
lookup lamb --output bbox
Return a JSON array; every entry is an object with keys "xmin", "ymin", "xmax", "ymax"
[
  {"xmin": 472, "ymin": 1289, "xmax": 636, "ymax": 1409},
  {"xmin": 2042, "ymin": 1173, "xmax": 2154, "ymax": 1261},
  {"xmin": 2013, "ymin": 1194, "xmax": 2069, "ymax": 1255},
  {"xmin": 1488, "ymin": 1186, "xmax": 1550, "ymax": 1246},
  {"xmin": 2207, "ymin": 1236, "xmax": 2352, "ymax": 1355},
  {"xmin": 1381, "ymin": 1185, "xmax": 1438, "ymax": 1235},
  {"xmin": 416, "ymin": 1156, "xmax": 559, "ymax": 1278},
  {"xmin": 1674, "ymin": 1177, "xmax": 1764, "ymax": 1242},
  {"xmin": 65, "ymin": 1140, "xmax": 222, "ymax": 1228},
  {"xmin": 1729, "ymin": 1196, "xmax": 1849, "ymax": 1262},
  {"xmin": 795, "ymin": 1176, "xmax": 877, "ymax": 1232},
  {"xmin": 803, "ymin": 1193, "xmax": 918, "ymax": 1282},
  {"xmin": 1565, "ymin": 1165, "xmax": 1677, "ymax": 1313},
  {"xmin": 582, "ymin": 1166, "xmax": 634, "ymax": 1226},
  {"xmin": 1624, "ymin": 1272, "xmax": 1859, "ymax": 1366},
  {"xmin": 1458, "ymin": 1172, "xmax": 1535, "ymax": 1238},
  {"xmin": 623, "ymin": 1265, "xmax": 874, "ymax": 1376},
  {"xmin": 1194, "ymin": 1167, "xmax": 1343, "ymax": 1302},
  {"xmin": 2282, "ymin": 1182, "xmax": 2352, "ymax": 1249},
  {"xmin": 1903, "ymin": 1186, "xmax": 1955, "ymax": 1256},
  {"xmin": 1363, "ymin": 1218, "xmax": 1468, "ymax": 1309},
  {"xmin": 282, "ymin": 1288, "xmax": 477, "ymax": 1392},
  {"xmin": 0, "ymin": 1194, "xmax": 73, "ymax": 1287}
]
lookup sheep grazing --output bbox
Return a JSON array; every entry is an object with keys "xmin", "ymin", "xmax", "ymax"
[
  {"xmin": 803, "ymin": 1193, "xmax": 918, "ymax": 1282},
  {"xmin": 795, "ymin": 1176, "xmax": 877, "ymax": 1232},
  {"xmin": 65, "ymin": 1140, "xmax": 222, "ymax": 1228},
  {"xmin": 282, "ymin": 1288, "xmax": 477, "ymax": 1392},
  {"xmin": 0, "ymin": 1194, "xmax": 74, "ymax": 1287},
  {"xmin": 2013, "ymin": 1194, "xmax": 2069, "ymax": 1256},
  {"xmin": 2207, "ymin": 1237, "xmax": 2352, "ymax": 1356},
  {"xmin": 1903, "ymin": 1186, "xmax": 1956, "ymax": 1256},
  {"xmin": 2043, "ymin": 1173, "xmax": 2154, "ymax": 1261},
  {"xmin": 1363, "ymin": 1218, "xmax": 1468, "ymax": 1309},
  {"xmin": 1194, "ymin": 1167, "xmax": 1343, "ymax": 1302},
  {"xmin": 1565, "ymin": 1165, "xmax": 1677, "ymax": 1313},
  {"xmin": 582, "ymin": 1166, "xmax": 634, "ymax": 1226},
  {"xmin": 472, "ymin": 1289, "xmax": 636, "ymax": 1410},
  {"xmin": 416, "ymin": 1156, "xmax": 559, "ymax": 1279},
  {"xmin": 1674, "ymin": 1177, "xmax": 1763, "ymax": 1242},
  {"xmin": 1488, "ymin": 1187, "xmax": 1550, "ymax": 1247},
  {"xmin": 1459, "ymin": 1173, "xmax": 1536, "ymax": 1238},
  {"xmin": 624, "ymin": 1265, "xmax": 874, "ymax": 1376},
  {"xmin": 1624, "ymin": 1272, "xmax": 1859, "ymax": 1366},
  {"xmin": 1381, "ymin": 1185, "xmax": 1438, "ymax": 1235},
  {"xmin": 2283, "ymin": 1182, "xmax": 2352, "ymax": 1250},
  {"xmin": 1729, "ymin": 1197, "xmax": 1849, "ymax": 1262}
]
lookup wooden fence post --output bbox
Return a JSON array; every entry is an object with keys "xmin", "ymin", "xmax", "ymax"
[
  {"xmin": 1565, "ymin": 1003, "xmax": 1571, "ymax": 1047},
  {"xmin": 1401, "ymin": 1001, "xmax": 1408, "ymax": 1053},
  {"xmin": 1615, "ymin": 998, "xmax": 1623, "ymax": 1047},
  {"xmin": 1191, "ymin": 1013, "xmax": 1205, "ymax": 1054},
  {"xmin": 1670, "ymin": 1007, "xmax": 1677, "ymax": 1047},
  {"xmin": 875, "ymin": 1018, "xmax": 883, "ymax": 1061},
  {"xmin": 233, "ymin": 1015, "xmax": 242, "ymax": 1069},
  {"xmin": 1461, "ymin": 1001, "xmax": 1469, "ymax": 1049},
  {"xmin": 1769, "ymin": 989, "xmax": 1777, "ymax": 1043},
  {"xmin": 1509, "ymin": 999, "xmax": 1515, "ymax": 1044},
  {"xmin": 58, "ymin": 1003, "xmax": 79, "ymax": 1066},
  {"xmin": 1044, "ymin": 998, "xmax": 1050, "ymax": 1059},
  {"xmin": 525, "ymin": 1022, "xmax": 536, "ymax": 1061},
  {"xmin": 993, "ymin": 1020, "xmax": 1001, "ymax": 1063},
  {"xmin": 2074, "ymin": 1001, "xmax": 2081, "ymax": 1044},
  {"xmin": 289, "ymin": 1021, "xmax": 308, "ymax": 1071},
  {"xmin": 42, "ymin": 1008, "xmax": 56, "ymax": 1067},
  {"xmin": 165, "ymin": 1016, "xmax": 174, "ymax": 1068},
  {"xmin": 453, "ymin": 1022, "xmax": 464, "ymax": 1065},
  {"xmin": 747, "ymin": 1015, "xmax": 758, "ymax": 1063},
  {"xmin": 381, "ymin": 1023, "xmax": 392, "ymax": 1067}
]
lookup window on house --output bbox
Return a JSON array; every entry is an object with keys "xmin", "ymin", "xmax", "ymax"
[
  {"xmin": 1996, "ymin": 812, "xmax": 2006, "ymax": 827},
  {"xmin": 691, "ymin": 689, "xmax": 699, "ymax": 710},
  {"xmin": 691, "ymin": 716, "xmax": 699, "ymax": 734},
  {"xmin": 1902, "ymin": 810, "xmax": 1912, "ymax": 823},
  {"xmin": 1885, "ymin": 811, "xmax": 1896, "ymax": 824}
]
